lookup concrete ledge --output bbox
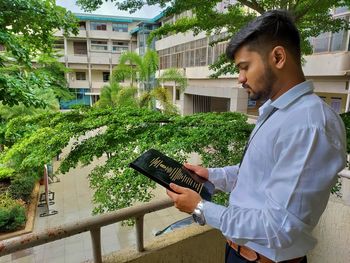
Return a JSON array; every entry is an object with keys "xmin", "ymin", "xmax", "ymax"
[
  {"xmin": 102, "ymin": 224, "xmax": 226, "ymax": 263},
  {"xmin": 308, "ymin": 197, "xmax": 350, "ymax": 263}
]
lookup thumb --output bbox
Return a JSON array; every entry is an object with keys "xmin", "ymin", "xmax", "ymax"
[
  {"xmin": 184, "ymin": 163, "xmax": 197, "ymax": 171},
  {"xmin": 169, "ymin": 183, "xmax": 186, "ymax": 193}
]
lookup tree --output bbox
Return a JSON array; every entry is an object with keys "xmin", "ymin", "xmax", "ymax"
[
  {"xmin": 112, "ymin": 49, "xmax": 159, "ymax": 90},
  {"xmin": 0, "ymin": 0, "xmax": 78, "ymax": 107},
  {"xmin": 100, "ymin": 50, "xmax": 186, "ymax": 113},
  {"xmin": 77, "ymin": 0, "xmax": 350, "ymax": 77},
  {"xmin": 0, "ymin": 107, "xmax": 253, "ymax": 213},
  {"xmin": 97, "ymin": 83, "xmax": 138, "ymax": 108}
]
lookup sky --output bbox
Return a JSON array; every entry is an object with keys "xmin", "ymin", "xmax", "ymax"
[{"xmin": 56, "ymin": 0, "xmax": 164, "ymax": 19}]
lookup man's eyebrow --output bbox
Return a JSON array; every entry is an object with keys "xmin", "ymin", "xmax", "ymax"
[{"xmin": 235, "ymin": 61, "xmax": 248, "ymax": 69}]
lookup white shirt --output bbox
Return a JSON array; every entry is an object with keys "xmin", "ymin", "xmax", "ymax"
[{"xmin": 203, "ymin": 81, "xmax": 346, "ymax": 261}]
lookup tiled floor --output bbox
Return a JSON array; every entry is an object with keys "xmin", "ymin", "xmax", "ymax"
[{"xmin": 0, "ymin": 154, "xmax": 188, "ymax": 263}]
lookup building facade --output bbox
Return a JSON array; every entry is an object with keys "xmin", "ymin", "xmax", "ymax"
[
  {"xmin": 54, "ymin": 13, "xmax": 148, "ymax": 108},
  {"xmin": 153, "ymin": 6, "xmax": 350, "ymax": 116},
  {"xmin": 56, "ymin": 8, "xmax": 350, "ymax": 115}
]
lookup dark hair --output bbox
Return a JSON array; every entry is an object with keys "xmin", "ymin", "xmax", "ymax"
[{"xmin": 226, "ymin": 10, "xmax": 301, "ymax": 63}]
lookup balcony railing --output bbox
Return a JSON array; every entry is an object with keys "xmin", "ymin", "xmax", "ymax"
[
  {"xmin": 0, "ymin": 199, "xmax": 173, "ymax": 263},
  {"xmin": 1, "ymin": 172, "xmax": 349, "ymax": 263}
]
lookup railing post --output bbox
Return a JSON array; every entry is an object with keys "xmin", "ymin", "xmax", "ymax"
[
  {"xmin": 90, "ymin": 227, "xmax": 102, "ymax": 263},
  {"xmin": 135, "ymin": 215, "xmax": 144, "ymax": 252}
]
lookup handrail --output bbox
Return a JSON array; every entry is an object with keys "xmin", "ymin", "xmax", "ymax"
[
  {"xmin": 339, "ymin": 169, "xmax": 350, "ymax": 179},
  {"xmin": 2, "ymin": 172, "xmax": 348, "ymax": 262},
  {"xmin": 0, "ymin": 198, "xmax": 173, "ymax": 263}
]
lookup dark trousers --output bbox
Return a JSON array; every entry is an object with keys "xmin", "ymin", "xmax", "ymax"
[{"xmin": 225, "ymin": 243, "xmax": 307, "ymax": 263}]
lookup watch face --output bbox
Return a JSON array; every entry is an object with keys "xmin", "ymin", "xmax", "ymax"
[{"xmin": 192, "ymin": 213, "xmax": 205, "ymax": 226}]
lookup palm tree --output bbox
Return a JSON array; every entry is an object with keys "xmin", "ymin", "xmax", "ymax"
[
  {"xmin": 112, "ymin": 49, "xmax": 158, "ymax": 91},
  {"xmin": 157, "ymin": 68, "xmax": 188, "ymax": 105},
  {"xmin": 99, "ymin": 51, "xmax": 188, "ymax": 114}
]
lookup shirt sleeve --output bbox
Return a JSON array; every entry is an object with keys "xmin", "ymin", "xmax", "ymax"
[
  {"xmin": 203, "ymin": 126, "xmax": 346, "ymax": 249},
  {"xmin": 208, "ymin": 165, "xmax": 239, "ymax": 193}
]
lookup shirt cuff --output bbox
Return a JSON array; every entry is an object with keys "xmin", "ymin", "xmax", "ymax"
[
  {"xmin": 203, "ymin": 200, "xmax": 226, "ymax": 229},
  {"xmin": 208, "ymin": 167, "xmax": 223, "ymax": 183}
]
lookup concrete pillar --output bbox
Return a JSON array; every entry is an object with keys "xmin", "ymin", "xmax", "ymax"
[{"xmin": 229, "ymin": 87, "xmax": 248, "ymax": 113}]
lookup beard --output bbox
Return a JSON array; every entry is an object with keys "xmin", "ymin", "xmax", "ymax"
[{"xmin": 244, "ymin": 65, "xmax": 277, "ymax": 101}]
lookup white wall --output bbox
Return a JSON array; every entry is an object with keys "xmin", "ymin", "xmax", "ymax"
[{"xmin": 304, "ymin": 52, "xmax": 350, "ymax": 76}]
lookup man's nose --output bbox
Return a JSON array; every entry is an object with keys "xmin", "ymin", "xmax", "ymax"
[{"xmin": 238, "ymin": 72, "xmax": 247, "ymax": 84}]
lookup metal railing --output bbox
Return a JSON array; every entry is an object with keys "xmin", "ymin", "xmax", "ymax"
[
  {"xmin": 0, "ymin": 198, "xmax": 173, "ymax": 263},
  {"xmin": 339, "ymin": 169, "xmax": 350, "ymax": 179},
  {"xmin": 1, "ymin": 171, "xmax": 349, "ymax": 262}
]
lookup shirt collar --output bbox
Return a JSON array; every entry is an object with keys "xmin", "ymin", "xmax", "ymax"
[
  {"xmin": 259, "ymin": 80, "xmax": 314, "ymax": 117},
  {"xmin": 270, "ymin": 80, "xmax": 314, "ymax": 110}
]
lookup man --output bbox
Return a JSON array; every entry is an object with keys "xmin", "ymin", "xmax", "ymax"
[{"xmin": 166, "ymin": 10, "xmax": 346, "ymax": 263}]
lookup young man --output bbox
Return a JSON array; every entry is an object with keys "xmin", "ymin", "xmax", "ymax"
[{"xmin": 166, "ymin": 10, "xmax": 347, "ymax": 263}]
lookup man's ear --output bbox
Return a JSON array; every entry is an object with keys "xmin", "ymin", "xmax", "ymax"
[{"xmin": 271, "ymin": 46, "xmax": 286, "ymax": 69}]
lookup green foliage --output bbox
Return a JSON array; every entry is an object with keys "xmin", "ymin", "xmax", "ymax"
[
  {"xmin": 331, "ymin": 178, "xmax": 342, "ymax": 198},
  {"xmin": 102, "ymin": 52, "xmax": 185, "ymax": 114},
  {"xmin": 78, "ymin": 0, "xmax": 350, "ymax": 78},
  {"xmin": 340, "ymin": 111, "xmax": 350, "ymax": 155},
  {"xmin": 8, "ymin": 175, "xmax": 36, "ymax": 203},
  {"xmin": 112, "ymin": 50, "xmax": 159, "ymax": 90},
  {"xmin": 157, "ymin": 68, "xmax": 188, "ymax": 92},
  {"xmin": 0, "ymin": 166, "xmax": 15, "ymax": 180},
  {"xmin": 151, "ymin": 87, "xmax": 178, "ymax": 114},
  {"xmin": 1, "ymin": 107, "xmax": 253, "ymax": 214},
  {"xmin": 0, "ymin": 193, "xmax": 26, "ymax": 232},
  {"xmin": 0, "ymin": 0, "xmax": 78, "ymax": 107}
]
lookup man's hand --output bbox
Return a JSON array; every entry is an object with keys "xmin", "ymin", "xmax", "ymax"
[
  {"xmin": 184, "ymin": 163, "xmax": 209, "ymax": 180},
  {"xmin": 166, "ymin": 183, "xmax": 202, "ymax": 214}
]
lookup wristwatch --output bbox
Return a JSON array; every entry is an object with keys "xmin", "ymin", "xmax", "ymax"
[{"xmin": 192, "ymin": 200, "xmax": 206, "ymax": 226}]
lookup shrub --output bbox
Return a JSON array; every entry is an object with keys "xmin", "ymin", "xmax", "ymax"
[
  {"xmin": 0, "ymin": 193, "xmax": 26, "ymax": 232},
  {"xmin": 8, "ymin": 175, "xmax": 36, "ymax": 203},
  {"xmin": 0, "ymin": 166, "xmax": 15, "ymax": 180}
]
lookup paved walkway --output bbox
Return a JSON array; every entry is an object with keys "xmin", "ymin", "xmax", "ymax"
[{"xmin": 0, "ymin": 154, "xmax": 188, "ymax": 263}]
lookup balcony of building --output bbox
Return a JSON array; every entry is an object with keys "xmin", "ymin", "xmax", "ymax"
[
  {"xmin": 0, "ymin": 160, "xmax": 349, "ymax": 263},
  {"xmin": 0, "ymin": 171, "xmax": 350, "ymax": 263},
  {"xmin": 68, "ymin": 80, "xmax": 89, "ymax": 89},
  {"xmin": 90, "ymin": 52, "xmax": 111, "ymax": 65},
  {"xmin": 304, "ymin": 52, "xmax": 350, "ymax": 77},
  {"xmin": 54, "ymin": 29, "xmax": 88, "ymax": 39}
]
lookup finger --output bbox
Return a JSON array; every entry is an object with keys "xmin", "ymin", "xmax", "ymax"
[
  {"xmin": 166, "ymin": 189, "xmax": 178, "ymax": 200},
  {"xmin": 184, "ymin": 163, "xmax": 196, "ymax": 171},
  {"xmin": 169, "ymin": 183, "xmax": 187, "ymax": 193}
]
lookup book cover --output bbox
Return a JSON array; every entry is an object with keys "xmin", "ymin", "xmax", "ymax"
[{"xmin": 129, "ymin": 149, "xmax": 214, "ymax": 201}]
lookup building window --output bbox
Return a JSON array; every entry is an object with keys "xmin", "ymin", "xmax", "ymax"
[
  {"xmin": 310, "ymin": 32, "xmax": 330, "ymax": 53},
  {"xmin": 330, "ymin": 29, "xmax": 348, "ymax": 51},
  {"xmin": 76, "ymin": 72, "xmax": 86, "ymax": 81},
  {"xmin": 176, "ymin": 88, "xmax": 180, "ymax": 100},
  {"xmin": 79, "ymin": 21, "xmax": 86, "ymax": 30},
  {"xmin": 310, "ymin": 16, "xmax": 349, "ymax": 53},
  {"xmin": 330, "ymin": 97, "xmax": 342, "ymax": 113},
  {"xmin": 91, "ymin": 22, "xmax": 107, "ymax": 31},
  {"xmin": 73, "ymin": 41, "xmax": 87, "ymax": 55},
  {"xmin": 158, "ymin": 36, "xmax": 221, "ymax": 69},
  {"xmin": 91, "ymin": 40, "xmax": 108, "ymax": 51},
  {"xmin": 112, "ymin": 41, "xmax": 129, "ymax": 52},
  {"xmin": 103, "ymin": 72, "xmax": 110, "ymax": 82},
  {"xmin": 112, "ymin": 23, "xmax": 128, "ymax": 32},
  {"xmin": 247, "ymin": 99, "xmax": 257, "ymax": 108},
  {"xmin": 53, "ymin": 40, "xmax": 64, "ymax": 50}
]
